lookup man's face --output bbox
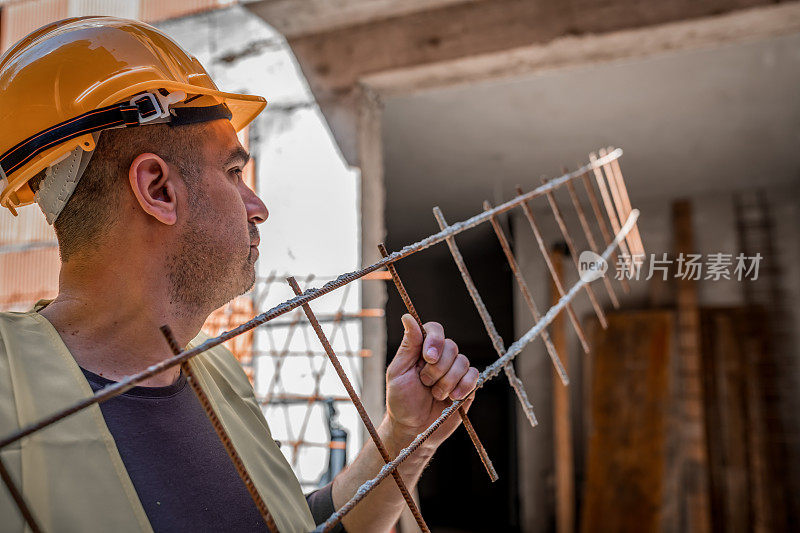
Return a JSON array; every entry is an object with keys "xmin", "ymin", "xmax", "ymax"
[{"xmin": 167, "ymin": 120, "xmax": 268, "ymax": 316}]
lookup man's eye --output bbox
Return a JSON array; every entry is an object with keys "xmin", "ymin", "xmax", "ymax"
[{"xmin": 230, "ymin": 168, "xmax": 243, "ymax": 181}]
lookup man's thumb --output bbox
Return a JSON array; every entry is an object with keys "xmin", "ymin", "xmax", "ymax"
[{"xmin": 389, "ymin": 314, "xmax": 424, "ymax": 374}]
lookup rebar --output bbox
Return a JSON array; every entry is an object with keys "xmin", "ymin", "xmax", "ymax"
[
  {"xmin": 287, "ymin": 277, "xmax": 431, "ymax": 533},
  {"xmin": 160, "ymin": 325, "xmax": 278, "ymax": 533},
  {"xmin": 541, "ymin": 177, "xmax": 608, "ymax": 328},
  {"xmin": 433, "ymin": 207, "xmax": 538, "ymax": 429},
  {"xmin": 0, "ymin": 456, "xmax": 42, "ymax": 533},
  {"xmin": 579, "ymin": 172, "xmax": 630, "ymax": 293},
  {"xmin": 378, "ymin": 243, "xmax": 499, "ymax": 482},
  {"xmin": 314, "ymin": 209, "xmax": 639, "ymax": 533},
  {"xmin": 589, "ymin": 152, "xmax": 634, "ymax": 275},
  {"xmin": 606, "ymin": 147, "xmax": 645, "ymax": 260},
  {"xmin": 516, "ymin": 187, "xmax": 592, "ymax": 354},
  {"xmin": 482, "ymin": 201, "xmax": 569, "ymax": 386},
  {"xmin": 0, "ymin": 149, "xmax": 624, "ymax": 453},
  {"xmin": 598, "ymin": 148, "xmax": 641, "ymax": 267},
  {"xmin": 564, "ymin": 180, "xmax": 620, "ymax": 308}
]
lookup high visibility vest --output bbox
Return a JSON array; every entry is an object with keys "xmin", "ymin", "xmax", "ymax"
[{"xmin": 0, "ymin": 308, "xmax": 316, "ymax": 532}]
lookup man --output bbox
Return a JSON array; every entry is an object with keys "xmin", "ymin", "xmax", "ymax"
[{"xmin": 0, "ymin": 17, "xmax": 479, "ymax": 533}]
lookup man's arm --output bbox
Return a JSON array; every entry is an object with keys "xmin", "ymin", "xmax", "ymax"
[{"xmin": 331, "ymin": 315, "xmax": 479, "ymax": 532}]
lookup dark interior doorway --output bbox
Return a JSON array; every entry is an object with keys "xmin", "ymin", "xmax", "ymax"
[{"xmin": 384, "ymin": 222, "xmax": 520, "ymax": 532}]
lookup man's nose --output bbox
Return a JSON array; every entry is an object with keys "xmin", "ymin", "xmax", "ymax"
[{"xmin": 241, "ymin": 183, "xmax": 268, "ymax": 224}]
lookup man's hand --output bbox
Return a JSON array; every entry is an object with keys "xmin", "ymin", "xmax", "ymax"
[
  {"xmin": 385, "ymin": 314, "xmax": 479, "ymax": 450},
  {"xmin": 331, "ymin": 315, "xmax": 479, "ymax": 531}
]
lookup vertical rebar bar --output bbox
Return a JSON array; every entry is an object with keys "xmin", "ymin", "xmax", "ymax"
[
  {"xmin": 515, "ymin": 187, "xmax": 592, "ymax": 354},
  {"xmin": 159, "ymin": 325, "xmax": 278, "ymax": 533},
  {"xmin": 589, "ymin": 152, "xmax": 634, "ymax": 276},
  {"xmin": 0, "ymin": 456, "xmax": 43, "ymax": 533},
  {"xmin": 606, "ymin": 147, "xmax": 645, "ymax": 260},
  {"xmin": 564, "ymin": 181, "xmax": 620, "ymax": 309},
  {"xmin": 578, "ymin": 172, "xmax": 631, "ymax": 293},
  {"xmin": 286, "ymin": 277, "xmax": 431, "ymax": 533},
  {"xmin": 597, "ymin": 148, "xmax": 641, "ymax": 269},
  {"xmin": 541, "ymin": 177, "xmax": 608, "ymax": 329},
  {"xmin": 378, "ymin": 243, "xmax": 499, "ymax": 482},
  {"xmin": 481, "ymin": 202, "xmax": 569, "ymax": 386},
  {"xmin": 433, "ymin": 207, "xmax": 538, "ymax": 428}
]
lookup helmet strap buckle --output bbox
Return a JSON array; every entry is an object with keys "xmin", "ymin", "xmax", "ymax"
[{"xmin": 130, "ymin": 90, "xmax": 186, "ymax": 124}]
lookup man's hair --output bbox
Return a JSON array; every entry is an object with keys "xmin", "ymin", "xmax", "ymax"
[{"xmin": 29, "ymin": 123, "xmax": 209, "ymax": 261}]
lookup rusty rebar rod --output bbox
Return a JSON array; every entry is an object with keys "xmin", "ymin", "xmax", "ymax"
[
  {"xmin": 378, "ymin": 243, "xmax": 499, "ymax": 482},
  {"xmin": 589, "ymin": 151, "xmax": 634, "ymax": 277},
  {"xmin": 564, "ymin": 180, "xmax": 620, "ymax": 308},
  {"xmin": 259, "ymin": 394, "xmax": 353, "ymax": 405},
  {"xmin": 0, "ymin": 456, "xmax": 42, "ymax": 533},
  {"xmin": 482, "ymin": 202, "xmax": 569, "ymax": 386},
  {"xmin": 598, "ymin": 148, "xmax": 641, "ymax": 268},
  {"xmin": 605, "ymin": 147, "xmax": 645, "ymax": 260},
  {"xmin": 314, "ymin": 209, "xmax": 640, "ymax": 533},
  {"xmin": 160, "ymin": 325, "xmax": 279, "ymax": 533},
  {"xmin": 286, "ymin": 277, "xmax": 431, "ymax": 533},
  {"xmin": 433, "ymin": 207, "xmax": 538, "ymax": 429},
  {"xmin": 0, "ymin": 149, "xmax": 624, "ymax": 453},
  {"xmin": 579, "ymin": 172, "xmax": 631, "ymax": 293},
  {"xmin": 515, "ymin": 187, "xmax": 592, "ymax": 354},
  {"xmin": 541, "ymin": 177, "xmax": 608, "ymax": 329}
]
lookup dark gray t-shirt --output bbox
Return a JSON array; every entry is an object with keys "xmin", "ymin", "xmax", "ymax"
[{"xmin": 81, "ymin": 367, "xmax": 339, "ymax": 532}]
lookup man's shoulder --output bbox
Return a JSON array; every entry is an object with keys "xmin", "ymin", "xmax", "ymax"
[
  {"xmin": 0, "ymin": 309, "xmax": 49, "ymax": 352},
  {"xmin": 188, "ymin": 330, "xmax": 254, "ymax": 398}
]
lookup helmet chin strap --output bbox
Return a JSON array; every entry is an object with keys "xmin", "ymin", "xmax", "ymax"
[{"xmin": 35, "ymin": 132, "xmax": 100, "ymax": 224}]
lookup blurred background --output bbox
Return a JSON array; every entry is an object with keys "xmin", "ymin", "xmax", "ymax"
[{"xmin": 1, "ymin": 1, "xmax": 798, "ymax": 532}]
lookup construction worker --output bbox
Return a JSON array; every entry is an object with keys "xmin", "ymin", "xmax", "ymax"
[{"xmin": 0, "ymin": 17, "xmax": 479, "ymax": 533}]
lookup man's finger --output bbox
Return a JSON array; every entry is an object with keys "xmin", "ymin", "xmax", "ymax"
[
  {"xmin": 421, "ymin": 322, "xmax": 445, "ymax": 364},
  {"xmin": 387, "ymin": 314, "xmax": 424, "ymax": 377},
  {"xmin": 430, "ymin": 353, "xmax": 469, "ymax": 401},
  {"xmin": 419, "ymin": 339, "xmax": 457, "ymax": 387},
  {"xmin": 450, "ymin": 367, "xmax": 479, "ymax": 401}
]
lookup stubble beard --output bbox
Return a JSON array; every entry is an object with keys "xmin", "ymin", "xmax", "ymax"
[{"xmin": 167, "ymin": 194, "xmax": 256, "ymax": 320}]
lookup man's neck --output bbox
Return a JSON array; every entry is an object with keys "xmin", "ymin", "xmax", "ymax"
[{"xmin": 39, "ymin": 259, "xmax": 208, "ymax": 387}]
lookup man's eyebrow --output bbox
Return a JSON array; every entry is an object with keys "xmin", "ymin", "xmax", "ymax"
[{"xmin": 223, "ymin": 147, "xmax": 251, "ymax": 167}]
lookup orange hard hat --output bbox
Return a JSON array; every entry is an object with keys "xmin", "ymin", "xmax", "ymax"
[{"xmin": 0, "ymin": 16, "xmax": 267, "ymax": 215}]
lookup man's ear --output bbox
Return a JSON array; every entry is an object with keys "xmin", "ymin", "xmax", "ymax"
[{"xmin": 128, "ymin": 153, "xmax": 178, "ymax": 225}]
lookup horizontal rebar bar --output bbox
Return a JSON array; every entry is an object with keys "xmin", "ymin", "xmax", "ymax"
[
  {"xmin": 259, "ymin": 394, "xmax": 353, "ymax": 405},
  {"xmin": 0, "ymin": 149, "xmax": 622, "ymax": 451},
  {"xmin": 314, "ymin": 209, "xmax": 639, "ymax": 533}
]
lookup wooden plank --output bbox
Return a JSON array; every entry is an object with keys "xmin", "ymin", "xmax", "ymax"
[
  {"xmin": 551, "ymin": 248, "xmax": 573, "ymax": 533},
  {"xmin": 700, "ymin": 308, "xmax": 753, "ymax": 533},
  {"xmin": 672, "ymin": 200, "xmax": 711, "ymax": 533},
  {"xmin": 582, "ymin": 310, "xmax": 673, "ymax": 532}
]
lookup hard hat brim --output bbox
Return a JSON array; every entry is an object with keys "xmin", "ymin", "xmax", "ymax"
[{"xmin": 1, "ymin": 83, "xmax": 266, "ymax": 213}]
